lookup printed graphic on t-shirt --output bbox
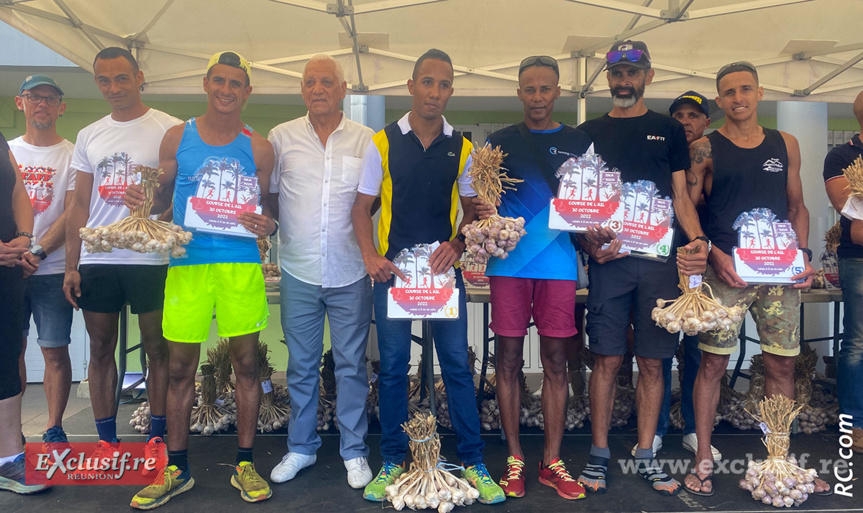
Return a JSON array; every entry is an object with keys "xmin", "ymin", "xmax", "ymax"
[
  {"xmin": 21, "ymin": 165, "xmax": 56, "ymax": 216},
  {"xmin": 762, "ymin": 158, "xmax": 784, "ymax": 173},
  {"xmin": 97, "ymin": 152, "xmax": 138, "ymax": 206},
  {"xmin": 183, "ymin": 156, "xmax": 261, "ymax": 238},
  {"xmin": 732, "ymin": 207, "xmax": 805, "ymax": 284}
]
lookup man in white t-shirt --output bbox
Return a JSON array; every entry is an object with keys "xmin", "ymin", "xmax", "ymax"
[
  {"xmin": 267, "ymin": 55, "xmax": 374, "ymax": 489},
  {"xmin": 63, "ymin": 47, "xmax": 181, "ymax": 453},
  {"xmin": 9, "ymin": 74, "xmax": 75, "ymax": 447}
]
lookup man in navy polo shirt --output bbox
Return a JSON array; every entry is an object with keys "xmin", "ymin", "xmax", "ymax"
[{"xmin": 352, "ymin": 48, "xmax": 504, "ymax": 505}]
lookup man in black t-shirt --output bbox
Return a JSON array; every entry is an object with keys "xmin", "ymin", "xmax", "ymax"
[
  {"xmin": 823, "ymin": 90, "xmax": 863, "ymax": 455},
  {"xmin": 574, "ymin": 41, "xmax": 707, "ymax": 497},
  {"xmin": 684, "ymin": 62, "xmax": 823, "ymax": 497}
]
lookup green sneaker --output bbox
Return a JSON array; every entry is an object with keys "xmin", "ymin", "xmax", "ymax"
[
  {"xmin": 363, "ymin": 462, "xmax": 404, "ymax": 502},
  {"xmin": 130, "ymin": 465, "xmax": 194, "ymax": 510},
  {"xmin": 463, "ymin": 463, "xmax": 506, "ymax": 504}
]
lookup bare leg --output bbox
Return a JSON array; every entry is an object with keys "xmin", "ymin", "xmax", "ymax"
[
  {"xmin": 41, "ymin": 346, "xmax": 72, "ymax": 430},
  {"xmin": 539, "ymin": 336, "xmax": 569, "ymax": 463},
  {"xmin": 83, "ymin": 311, "xmax": 119, "ymax": 420},
  {"xmin": 0, "ymin": 393, "xmax": 24, "ymax": 457},
  {"xmin": 138, "ymin": 309, "xmax": 169, "ymax": 419},
  {"xmin": 684, "ymin": 351, "xmax": 728, "ymax": 494},
  {"xmin": 634, "ymin": 356, "xmax": 663, "ymax": 451},
  {"xmin": 166, "ymin": 342, "xmax": 200, "ymax": 453},
  {"xmin": 496, "ymin": 335, "xmax": 525, "ymax": 459},
  {"xmin": 589, "ymin": 354, "xmax": 624, "ymax": 449},
  {"xmin": 230, "ymin": 333, "xmax": 261, "ymax": 451}
]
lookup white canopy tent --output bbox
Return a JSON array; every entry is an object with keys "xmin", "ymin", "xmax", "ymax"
[{"xmin": 0, "ymin": 0, "xmax": 862, "ymax": 114}]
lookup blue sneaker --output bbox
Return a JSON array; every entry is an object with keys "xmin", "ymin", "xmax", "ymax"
[
  {"xmin": 0, "ymin": 453, "xmax": 49, "ymax": 494},
  {"xmin": 42, "ymin": 426, "xmax": 69, "ymax": 444}
]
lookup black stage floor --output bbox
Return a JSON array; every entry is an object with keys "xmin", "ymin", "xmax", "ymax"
[{"xmin": 3, "ymin": 402, "xmax": 861, "ymax": 513}]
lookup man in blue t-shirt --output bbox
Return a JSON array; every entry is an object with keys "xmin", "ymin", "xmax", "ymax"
[{"xmin": 475, "ymin": 55, "xmax": 591, "ymax": 501}]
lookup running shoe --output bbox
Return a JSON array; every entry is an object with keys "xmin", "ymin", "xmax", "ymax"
[
  {"xmin": 130, "ymin": 465, "xmax": 194, "ymax": 510},
  {"xmin": 0, "ymin": 453, "xmax": 49, "ymax": 495},
  {"xmin": 231, "ymin": 462, "xmax": 272, "ymax": 503},
  {"xmin": 538, "ymin": 458, "xmax": 586, "ymax": 500},
  {"xmin": 363, "ymin": 462, "xmax": 404, "ymax": 502},
  {"xmin": 462, "ymin": 463, "xmax": 506, "ymax": 504},
  {"xmin": 499, "ymin": 455, "xmax": 526, "ymax": 498}
]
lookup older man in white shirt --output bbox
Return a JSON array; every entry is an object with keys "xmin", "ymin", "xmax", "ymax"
[{"xmin": 267, "ymin": 54, "xmax": 374, "ymax": 489}]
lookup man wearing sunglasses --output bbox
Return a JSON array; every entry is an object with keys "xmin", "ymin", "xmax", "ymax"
[
  {"xmin": 9, "ymin": 75, "xmax": 75, "ymax": 449},
  {"xmin": 473, "ymin": 55, "xmax": 591, "ymax": 500},
  {"xmin": 683, "ymin": 62, "xmax": 826, "ymax": 497},
  {"xmin": 575, "ymin": 40, "xmax": 708, "ymax": 497}
]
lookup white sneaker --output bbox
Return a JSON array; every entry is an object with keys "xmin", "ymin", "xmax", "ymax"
[
  {"xmin": 270, "ymin": 452, "xmax": 316, "ymax": 483},
  {"xmin": 344, "ymin": 456, "xmax": 373, "ymax": 489},
  {"xmin": 682, "ymin": 433, "xmax": 722, "ymax": 461},
  {"xmin": 631, "ymin": 434, "xmax": 663, "ymax": 458}
]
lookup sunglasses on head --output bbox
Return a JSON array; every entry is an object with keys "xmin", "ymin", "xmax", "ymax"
[
  {"xmin": 519, "ymin": 55, "xmax": 559, "ymax": 75},
  {"xmin": 716, "ymin": 61, "xmax": 757, "ymax": 79},
  {"xmin": 606, "ymin": 49, "xmax": 645, "ymax": 64}
]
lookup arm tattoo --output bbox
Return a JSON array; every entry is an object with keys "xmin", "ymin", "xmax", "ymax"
[
  {"xmin": 686, "ymin": 171, "xmax": 698, "ymax": 187},
  {"xmin": 689, "ymin": 140, "xmax": 712, "ymax": 165}
]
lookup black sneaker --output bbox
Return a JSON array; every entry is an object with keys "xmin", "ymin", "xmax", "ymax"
[{"xmin": 0, "ymin": 453, "xmax": 49, "ymax": 494}]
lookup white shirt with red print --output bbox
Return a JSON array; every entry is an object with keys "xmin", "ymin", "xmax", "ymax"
[
  {"xmin": 8, "ymin": 137, "xmax": 74, "ymax": 275},
  {"xmin": 71, "ymin": 108, "xmax": 181, "ymax": 266}
]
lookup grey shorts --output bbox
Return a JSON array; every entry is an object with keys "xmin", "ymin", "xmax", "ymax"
[
  {"xmin": 23, "ymin": 273, "xmax": 73, "ymax": 348},
  {"xmin": 585, "ymin": 256, "xmax": 681, "ymax": 359}
]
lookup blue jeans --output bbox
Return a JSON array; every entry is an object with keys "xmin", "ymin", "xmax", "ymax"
[
  {"xmin": 374, "ymin": 269, "xmax": 484, "ymax": 466},
  {"xmin": 281, "ymin": 273, "xmax": 373, "ymax": 459},
  {"xmin": 838, "ymin": 258, "xmax": 863, "ymax": 429},
  {"xmin": 657, "ymin": 333, "xmax": 700, "ymax": 437}
]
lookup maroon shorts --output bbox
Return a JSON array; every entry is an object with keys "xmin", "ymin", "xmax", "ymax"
[{"xmin": 489, "ymin": 276, "xmax": 577, "ymax": 338}]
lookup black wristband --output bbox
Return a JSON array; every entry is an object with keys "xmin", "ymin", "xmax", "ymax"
[
  {"xmin": 269, "ymin": 220, "xmax": 280, "ymax": 237},
  {"xmin": 456, "ymin": 233, "xmax": 466, "ymax": 244},
  {"xmin": 800, "ymin": 247, "xmax": 813, "ymax": 261}
]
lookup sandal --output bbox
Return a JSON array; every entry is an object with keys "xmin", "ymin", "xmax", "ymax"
[{"xmin": 684, "ymin": 471, "xmax": 715, "ymax": 497}]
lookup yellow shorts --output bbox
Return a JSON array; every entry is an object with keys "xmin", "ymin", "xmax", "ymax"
[{"xmin": 163, "ymin": 263, "xmax": 268, "ymax": 343}]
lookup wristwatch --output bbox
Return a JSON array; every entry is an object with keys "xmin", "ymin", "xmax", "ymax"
[
  {"xmin": 30, "ymin": 244, "xmax": 47, "ymax": 260},
  {"xmin": 455, "ymin": 233, "xmax": 466, "ymax": 244},
  {"xmin": 694, "ymin": 235, "xmax": 711, "ymax": 253},
  {"xmin": 15, "ymin": 231, "xmax": 34, "ymax": 249},
  {"xmin": 800, "ymin": 247, "xmax": 813, "ymax": 261}
]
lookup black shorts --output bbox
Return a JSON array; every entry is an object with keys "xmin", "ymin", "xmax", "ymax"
[
  {"xmin": 78, "ymin": 264, "xmax": 168, "ymax": 315},
  {"xmin": 0, "ymin": 266, "xmax": 24, "ymax": 400},
  {"xmin": 585, "ymin": 256, "xmax": 680, "ymax": 359}
]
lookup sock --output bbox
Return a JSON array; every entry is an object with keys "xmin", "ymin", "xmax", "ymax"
[
  {"xmin": 636, "ymin": 455, "xmax": 680, "ymax": 496},
  {"xmin": 634, "ymin": 447, "xmax": 654, "ymax": 461},
  {"xmin": 149, "ymin": 415, "xmax": 166, "ymax": 441},
  {"xmin": 577, "ymin": 445, "xmax": 609, "ymax": 494},
  {"xmin": 236, "ymin": 447, "xmax": 254, "ymax": 465},
  {"xmin": 0, "ymin": 452, "xmax": 23, "ymax": 465},
  {"xmin": 168, "ymin": 450, "xmax": 188, "ymax": 472},
  {"xmin": 95, "ymin": 416, "xmax": 117, "ymax": 442}
]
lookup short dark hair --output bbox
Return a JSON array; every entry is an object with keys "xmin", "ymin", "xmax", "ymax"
[
  {"xmin": 412, "ymin": 48, "xmax": 453, "ymax": 80},
  {"xmin": 716, "ymin": 61, "xmax": 758, "ymax": 91},
  {"xmin": 93, "ymin": 47, "xmax": 139, "ymax": 73}
]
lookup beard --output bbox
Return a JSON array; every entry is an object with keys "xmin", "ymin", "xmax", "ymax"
[
  {"xmin": 31, "ymin": 119, "xmax": 53, "ymax": 130},
  {"xmin": 611, "ymin": 83, "xmax": 644, "ymax": 108}
]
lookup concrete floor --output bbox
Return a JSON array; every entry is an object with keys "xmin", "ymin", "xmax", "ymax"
[{"xmin": 20, "ymin": 383, "xmax": 91, "ymax": 438}]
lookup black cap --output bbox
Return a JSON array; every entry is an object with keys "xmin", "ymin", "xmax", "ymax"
[
  {"xmin": 669, "ymin": 91, "xmax": 710, "ymax": 117},
  {"xmin": 606, "ymin": 40, "xmax": 651, "ymax": 70}
]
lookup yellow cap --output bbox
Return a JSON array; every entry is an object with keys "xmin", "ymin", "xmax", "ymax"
[{"xmin": 206, "ymin": 51, "xmax": 251, "ymax": 83}]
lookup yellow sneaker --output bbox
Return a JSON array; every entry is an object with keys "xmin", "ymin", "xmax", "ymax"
[
  {"xmin": 130, "ymin": 465, "xmax": 195, "ymax": 510},
  {"xmin": 231, "ymin": 461, "xmax": 272, "ymax": 503}
]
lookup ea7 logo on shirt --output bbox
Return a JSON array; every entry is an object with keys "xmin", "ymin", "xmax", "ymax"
[
  {"xmin": 763, "ymin": 158, "xmax": 784, "ymax": 173},
  {"xmin": 647, "ymin": 135, "xmax": 666, "ymax": 142}
]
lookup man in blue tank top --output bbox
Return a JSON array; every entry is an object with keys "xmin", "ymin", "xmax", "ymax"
[
  {"xmin": 684, "ymin": 62, "xmax": 827, "ymax": 497},
  {"xmin": 126, "ymin": 51, "xmax": 277, "ymax": 509}
]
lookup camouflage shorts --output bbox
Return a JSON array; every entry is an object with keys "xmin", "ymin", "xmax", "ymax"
[{"xmin": 698, "ymin": 264, "xmax": 801, "ymax": 357}]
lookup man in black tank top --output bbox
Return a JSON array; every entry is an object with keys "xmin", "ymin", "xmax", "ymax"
[{"xmin": 684, "ymin": 62, "xmax": 826, "ymax": 496}]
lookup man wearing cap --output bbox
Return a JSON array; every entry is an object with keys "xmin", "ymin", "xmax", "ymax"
[
  {"xmin": 574, "ymin": 41, "xmax": 707, "ymax": 497},
  {"xmin": 684, "ymin": 62, "xmax": 822, "ymax": 496},
  {"xmin": 630, "ymin": 91, "xmax": 721, "ymax": 461},
  {"xmin": 266, "ymin": 55, "xmax": 375, "ymax": 488},
  {"xmin": 64, "ymin": 47, "xmax": 178, "ymax": 455},
  {"xmin": 128, "ymin": 50, "xmax": 275, "ymax": 509},
  {"xmin": 352, "ymin": 48, "xmax": 504, "ymax": 505},
  {"xmin": 823, "ymin": 90, "xmax": 863, "ymax": 455},
  {"xmin": 9, "ymin": 75, "xmax": 75, "ymax": 448},
  {"xmin": 473, "ymin": 55, "xmax": 591, "ymax": 500}
]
